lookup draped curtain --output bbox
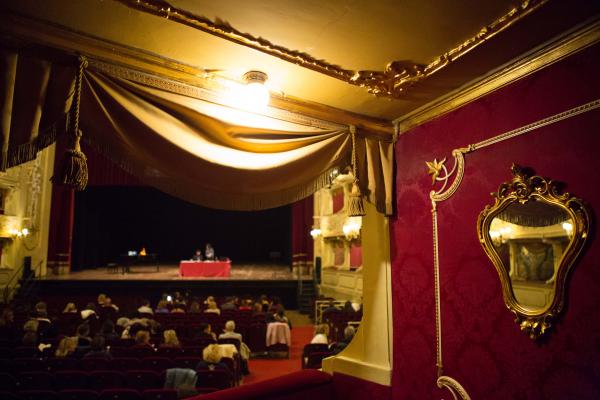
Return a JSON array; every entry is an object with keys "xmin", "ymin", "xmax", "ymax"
[
  {"xmin": 0, "ymin": 49, "xmax": 394, "ymax": 215},
  {"xmin": 0, "ymin": 49, "xmax": 74, "ymax": 170}
]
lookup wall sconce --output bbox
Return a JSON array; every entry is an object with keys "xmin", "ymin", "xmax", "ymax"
[
  {"xmin": 342, "ymin": 216, "xmax": 362, "ymax": 240},
  {"xmin": 310, "ymin": 228, "xmax": 322, "ymax": 239},
  {"xmin": 9, "ymin": 228, "xmax": 29, "ymax": 239}
]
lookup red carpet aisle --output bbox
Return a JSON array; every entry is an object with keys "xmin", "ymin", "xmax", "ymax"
[{"xmin": 243, "ymin": 325, "xmax": 314, "ymax": 384}]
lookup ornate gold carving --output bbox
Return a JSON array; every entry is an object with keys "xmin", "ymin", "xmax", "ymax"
[
  {"xmin": 437, "ymin": 376, "xmax": 472, "ymax": 400},
  {"xmin": 396, "ymin": 19, "xmax": 600, "ymax": 133},
  {"xmin": 115, "ymin": 0, "xmax": 548, "ymax": 99},
  {"xmin": 477, "ymin": 165, "xmax": 591, "ymax": 339},
  {"xmin": 0, "ymin": 12, "xmax": 392, "ymax": 136}
]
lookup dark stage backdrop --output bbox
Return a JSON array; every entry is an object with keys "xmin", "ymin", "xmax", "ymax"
[{"xmin": 72, "ymin": 186, "xmax": 292, "ymax": 270}]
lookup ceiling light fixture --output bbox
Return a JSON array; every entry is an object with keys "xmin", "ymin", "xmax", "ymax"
[{"xmin": 237, "ymin": 70, "xmax": 270, "ymax": 111}]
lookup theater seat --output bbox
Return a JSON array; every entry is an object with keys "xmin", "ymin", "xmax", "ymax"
[
  {"xmin": 0, "ymin": 391, "xmax": 18, "ymax": 400},
  {"xmin": 99, "ymin": 388, "xmax": 142, "ymax": 400},
  {"xmin": 141, "ymin": 388, "xmax": 178, "ymax": 400},
  {"xmin": 55, "ymin": 371, "xmax": 89, "ymax": 390},
  {"xmin": 89, "ymin": 371, "xmax": 126, "ymax": 391},
  {"xmin": 0, "ymin": 373, "xmax": 17, "ymax": 391},
  {"xmin": 19, "ymin": 389, "xmax": 58, "ymax": 400},
  {"xmin": 58, "ymin": 389, "xmax": 100, "ymax": 400},
  {"xmin": 124, "ymin": 370, "xmax": 161, "ymax": 391},
  {"xmin": 18, "ymin": 371, "xmax": 54, "ymax": 390}
]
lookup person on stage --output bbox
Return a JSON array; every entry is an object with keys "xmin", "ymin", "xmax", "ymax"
[
  {"xmin": 192, "ymin": 249, "xmax": 203, "ymax": 261},
  {"xmin": 204, "ymin": 243, "xmax": 215, "ymax": 261}
]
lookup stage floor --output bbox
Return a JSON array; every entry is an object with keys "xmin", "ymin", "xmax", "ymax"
[{"xmin": 43, "ymin": 263, "xmax": 311, "ymax": 281}]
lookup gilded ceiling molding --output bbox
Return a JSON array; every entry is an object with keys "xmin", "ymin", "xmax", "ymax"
[
  {"xmin": 114, "ymin": 0, "xmax": 548, "ymax": 99},
  {"xmin": 0, "ymin": 11, "xmax": 392, "ymax": 136},
  {"xmin": 396, "ymin": 18, "xmax": 600, "ymax": 133},
  {"xmin": 425, "ymin": 98, "xmax": 600, "ymax": 399}
]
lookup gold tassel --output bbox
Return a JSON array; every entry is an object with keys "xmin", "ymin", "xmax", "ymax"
[
  {"xmin": 348, "ymin": 125, "xmax": 366, "ymax": 217},
  {"xmin": 348, "ymin": 181, "xmax": 366, "ymax": 216},
  {"xmin": 53, "ymin": 55, "xmax": 88, "ymax": 190}
]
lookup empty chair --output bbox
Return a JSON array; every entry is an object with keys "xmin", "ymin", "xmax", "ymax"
[
  {"xmin": 18, "ymin": 371, "xmax": 54, "ymax": 390},
  {"xmin": 173, "ymin": 357, "xmax": 202, "ymax": 369},
  {"xmin": 155, "ymin": 347, "xmax": 182, "ymax": 358},
  {"xmin": 179, "ymin": 346, "xmax": 203, "ymax": 357},
  {"xmin": 111, "ymin": 357, "xmax": 142, "ymax": 371},
  {"xmin": 48, "ymin": 357, "xmax": 80, "ymax": 371},
  {"xmin": 0, "ymin": 391, "xmax": 18, "ymax": 399},
  {"xmin": 129, "ymin": 348, "xmax": 156, "ymax": 359},
  {"xmin": 89, "ymin": 371, "xmax": 126, "ymax": 391},
  {"xmin": 0, "ymin": 359, "xmax": 12, "ymax": 374},
  {"xmin": 195, "ymin": 369, "xmax": 232, "ymax": 390},
  {"xmin": 58, "ymin": 389, "xmax": 100, "ymax": 400},
  {"xmin": 13, "ymin": 358, "xmax": 45, "ymax": 372},
  {"xmin": 0, "ymin": 348, "xmax": 12, "ymax": 359},
  {"xmin": 18, "ymin": 390, "xmax": 58, "ymax": 400},
  {"xmin": 81, "ymin": 358, "xmax": 111, "ymax": 371},
  {"xmin": 142, "ymin": 358, "xmax": 173, "ymax": 373},
  {"xmin": 301, "ymin": 343, "xmax": 330, "ymax": 369},
  {"xmin": 0, "ymin": 373, "xmax": 17, "ymax": 391},
  {"xmin": 124, "ymin": 370, "xmax": 161, "ymax": 391},
  {"xmin": 141, "ymin": 388, "xmax": 177, "ymax": 400},
  {"xmin": 12, "ymin": 347, "xmax": 38, "ymax": 359},
  {"xmin": 99, "ymin": 389, "xmax": 142, "ymax": 400},
  {"xmin": 304, "ymin": 352, "xmax": 331, "ymax": 369},
  {"xmin": 55, "ymin": 371, "xmax": 89, "ymax": 390}
]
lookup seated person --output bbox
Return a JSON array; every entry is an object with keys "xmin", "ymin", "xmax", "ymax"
[
  {"xmin": 310, "ymin": 324, "xmax": 330, "ymax": 344},
  {"xmin": 188, "ymin": 301, "xmax": 202, "ymax": 314},
  {"xmin": 273, "ymin": 310, "xmax": 291, "ymax": 328},
  {"xmin": 81, "ymin": 303, "xmax": 98, "ymax": 321},
  {"xmin": 133, "ymin": 330, "xmax": 154, "ymax": 349},
  {"xmin": 76, "ymin": 323, "xmax": 93, "ymax": 347},
  {"xmin": 322, "ymin": 300, "xmax": 341, "ymax": 317},
  {"xmin": 330, "ymin": 326, "xmax": 356, "ymax": 355},
  {"xmin": 102, "ymin": 297, "xmax": 120, "ymax": 312},
  {"xmin": 197, "ymin": 323, "xmax": 217, "ymax": 342},
  {"xmin": 220, "ymin": 297, "xmax": 237, "ymax": 311},
  {"xmin": 100, "ymin": 320, "xmax": 119, "ymax": 342},
  {"xmin": 83, "ymin": 335, "xmax": 113, "ymax": 360},
  {"xmin": 238, "ymin": 299, "xmax": 253, "ymax": 311},
  {"xmin": 170, "ymin": 304, "xmax": 186, "ymax": 314},
  {"xmin": 62, "ymin": 303, "xmax": 78, "ymax": 314},
  {"xmin": 218, "ymin": 320, "xmax": 242, "ymax": 342},
  {"xmin": 204, "ymin": 300, "xmax": 221, "ymax": 315},
  {"xmin": 55, "ymin": 336, "xmax": 78, "ymax": 358},
  {"xmin": 137, "ymin": 299, "xmax": 154, "ymax": 315},
  {"xmin": 204, "ymin": 243, "xmax": 215, "ymax": 261},
  {"xmin": 160, "ymin": 329, "xmax": 181, "ymax": 348},
  {"xmin": 192, "ymin": 249, "xmax": 203, "ymax": 261},
  {"xmin": 195, "ymin": 344, "xmax": 229, "ymax": 372},
  {"xmin": 155, "ymin": 300, "xmax": 170, "ymax": 314},
  {"xmin": 0, "ymin": 308, "xmax": 17, "ymax": 344},
  {"xmin": 22, "ymin": 331, "xmax": 38, "ymax": 347}
]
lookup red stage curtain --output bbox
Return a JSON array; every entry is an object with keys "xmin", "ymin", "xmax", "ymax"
[
  {"xmin": 292, "ymin": 196, "xmax": 313, "ymax": 273},
  {"xmin": 47, "ymin": 138, "xmax": 74, "ymax": 274}
]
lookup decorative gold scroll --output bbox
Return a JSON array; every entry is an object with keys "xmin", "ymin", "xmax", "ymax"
[{"xmin": 114, "ymin": 0, "xmax": 548, "ymax": 99}]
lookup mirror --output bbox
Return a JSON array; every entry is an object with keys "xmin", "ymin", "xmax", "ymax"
[{"xmin": 478, "ymin": 165, "xmax": 590, "ymax": 339}]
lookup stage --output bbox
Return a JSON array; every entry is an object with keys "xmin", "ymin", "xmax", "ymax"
[
  {"xmin": 33, "ymin": 263, "xmax": 313, "ymax": 311},
  {"xmin": 43, "ymin": 263, "xmax": 309, "ymax": 281}
]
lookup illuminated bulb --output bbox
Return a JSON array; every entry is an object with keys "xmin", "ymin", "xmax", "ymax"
[
  {"xmin": 22, "ymin": 228, "xmax": 29, "ymax": 236},
  {"xmin": 562, "ymin": 222, "xmax": 573, "ymax": 232},
  {"xmin": 343, "ymin": 217, "xmax": 362, "ymax": 240},
  {"xmin": 310, "ymin": 228, "xmax": 322, "ymax": 239},
  {"xmin": 233, "ymin": 71, "xmax": 270, "ymax": 112}
]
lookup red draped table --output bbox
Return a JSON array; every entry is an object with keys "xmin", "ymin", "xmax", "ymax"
[{"xmin": 179, "ymin": 260, "xmax": 231, "ymax": 277}]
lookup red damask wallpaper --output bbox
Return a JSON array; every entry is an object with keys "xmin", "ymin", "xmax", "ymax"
[{"xmin": 391, "ymin": 43, "xmax": 600, "ymax": 399}]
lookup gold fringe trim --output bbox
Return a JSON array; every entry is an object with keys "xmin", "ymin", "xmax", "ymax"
[
  {"xmin": 0, "ymin": 113, "xmax": 68, "ymax": 171},
  {"xmin": 82, "ymin": 134, "xmax": 349, "ymax": 210}
]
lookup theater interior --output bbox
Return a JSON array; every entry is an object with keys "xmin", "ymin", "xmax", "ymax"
[{"xmin": 0, "ymin": 1, "xmax": 600, "ymax": 399}]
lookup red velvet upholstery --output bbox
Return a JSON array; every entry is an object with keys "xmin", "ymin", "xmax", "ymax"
[
  {"xmin": 391, "ymin": 42, "xmax": 600, "ymax": 399},
  {"xmin": 189, "ymin": 370, "xmax": 333, "ymax": 400}
]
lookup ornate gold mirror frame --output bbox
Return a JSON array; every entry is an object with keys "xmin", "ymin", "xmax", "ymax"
[
  {"xmin": 425, "ymin": 99, "xmax": 599, "ymax": 400},
  {"xmin": 477, "ymin": 165, "xmax": 591, "ymax": 339}
]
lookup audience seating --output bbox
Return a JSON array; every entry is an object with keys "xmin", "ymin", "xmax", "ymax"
[
  {"xmin": 56, "ymin": 371, "xmax": 89, "ymax": 390},
  {"xmin": 125, "ymin": 371, "xmax": 161, "ymax": 391},
  {"xmin": 301, "ymin": 344, "xmax": 331, "ymax": 369},
  {"xmin": 99, "ymin": 388, "xmax": 142, "ymax": 400},
  {"xmin": 58, "ymin": 389, "xmax": 100, "ymax": 400}
]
